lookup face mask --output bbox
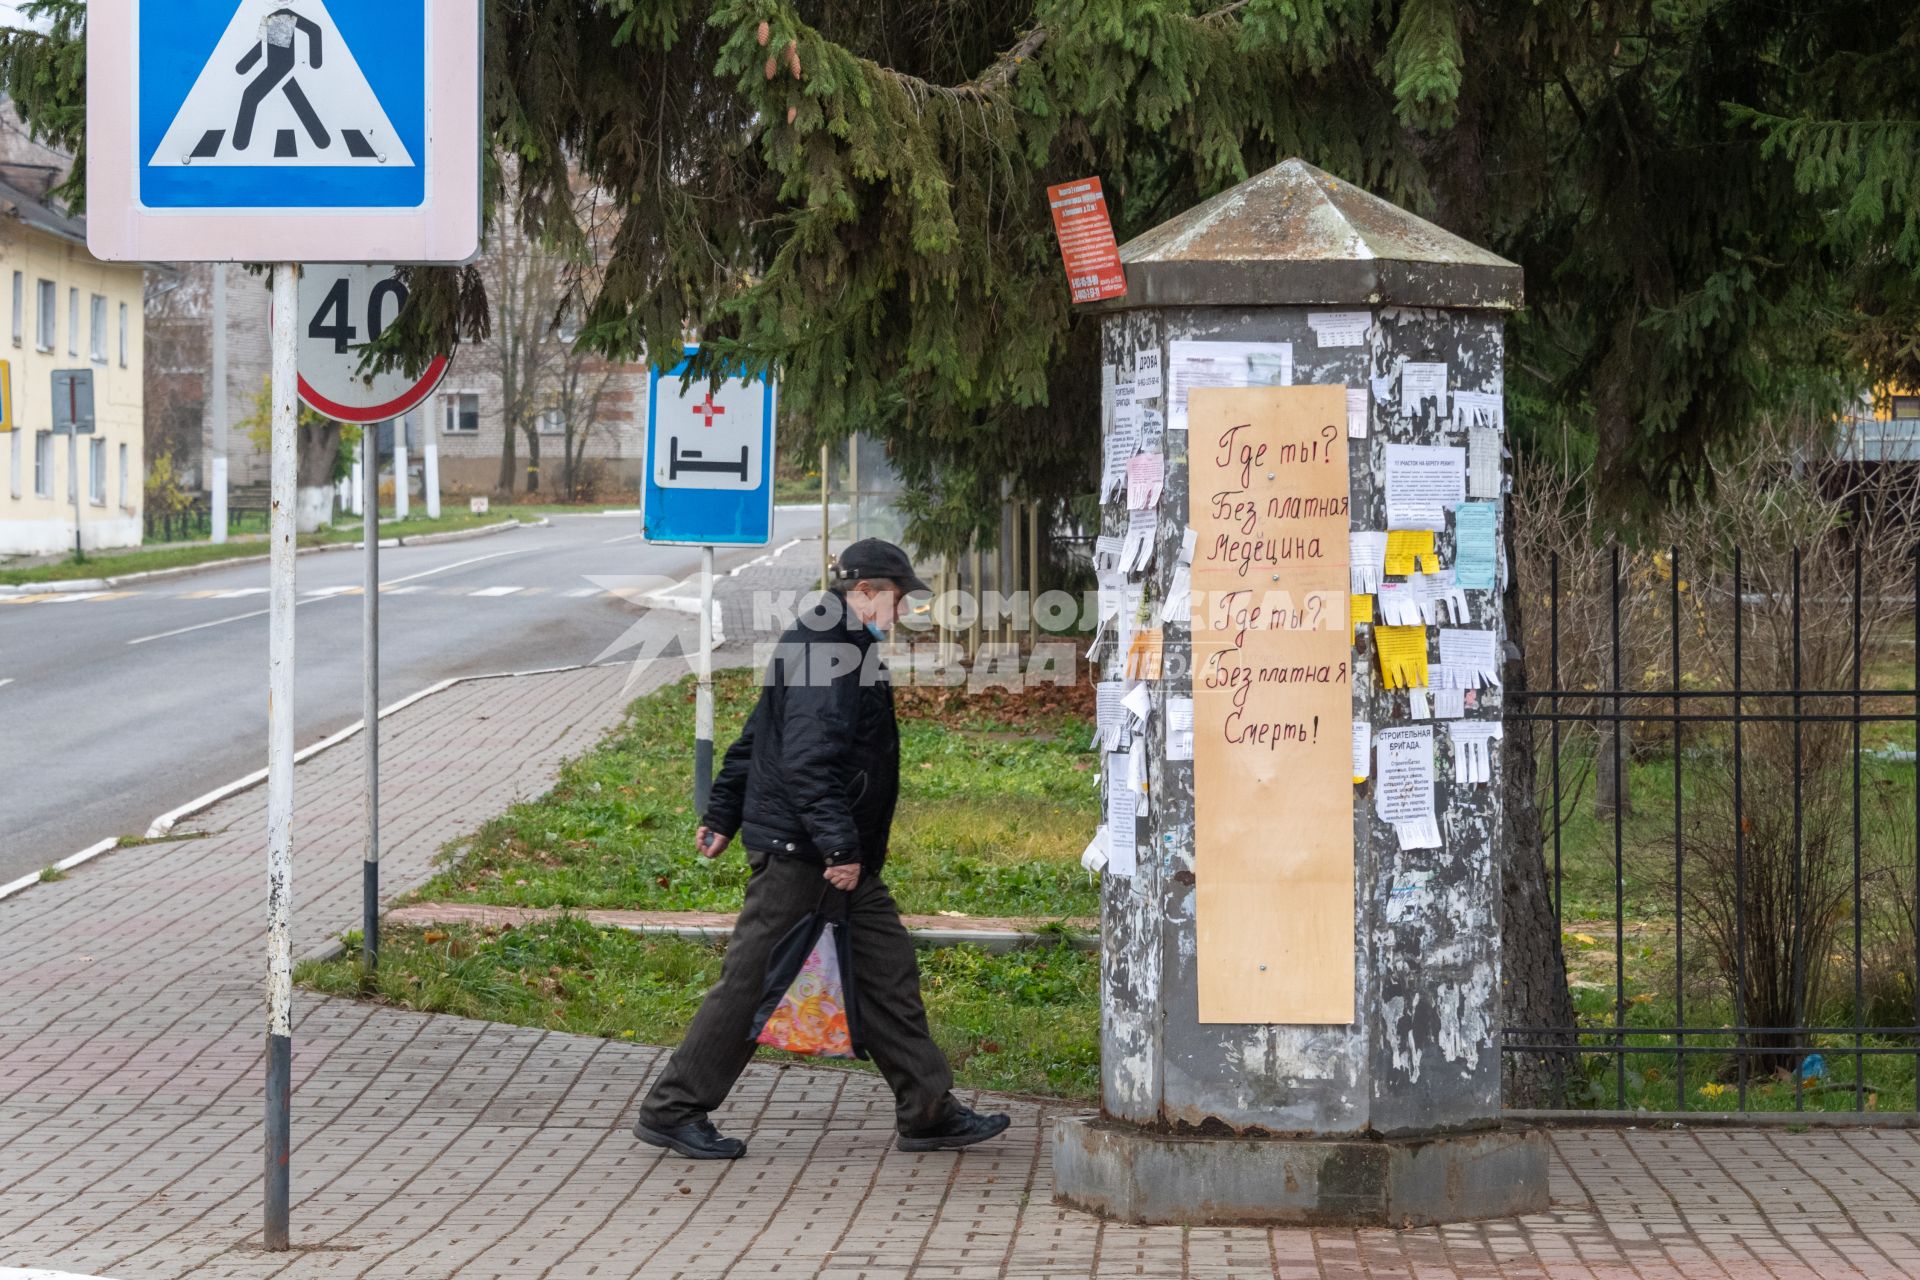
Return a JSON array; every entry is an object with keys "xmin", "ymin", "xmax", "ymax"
[{"xmin": 865, "ymin": 621, "xmax": 887, "ymax": 640}]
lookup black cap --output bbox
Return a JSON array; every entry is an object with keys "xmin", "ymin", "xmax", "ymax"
[{"xmin": 835, "ymin": 538, "xmax": 931, "ymax": 595}]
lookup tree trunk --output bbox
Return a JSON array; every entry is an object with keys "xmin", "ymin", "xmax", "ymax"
[
  {"xmin": 1594, "ymin": 721, "xmax": 1634, "ymax": 817},
  {"xmin": 1500, "ymin": 514, "xmax": 1581, "ymax": 1108},
  {"xmin": 524, "ymin": 429, "xmax": 541, "ymax": 494},
  {"xmin": 498, "ymin": 418, "xmax": 518, "ymax": 493}
]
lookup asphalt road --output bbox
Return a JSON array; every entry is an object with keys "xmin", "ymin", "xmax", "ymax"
[{"xmin": 0, "ymin": 509, "xmax": 820, "ymax": 882}]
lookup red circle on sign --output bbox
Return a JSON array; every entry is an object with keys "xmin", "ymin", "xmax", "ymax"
[{"xmin": 297, "ymin": 355, "xmax": 451, "ymax": 425}]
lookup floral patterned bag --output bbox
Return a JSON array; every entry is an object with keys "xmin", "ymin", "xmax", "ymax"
[
  {"xmin": 749, "ymin": 892, "xmax": 865, "ymax": 1060},
  {"xmin": 754, "ymin": 922, "xmax": 855, "ymax": 1058}
]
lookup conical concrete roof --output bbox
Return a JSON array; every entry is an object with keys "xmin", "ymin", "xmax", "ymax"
[{"xmin": 1106, "ymin": 158, "xmax": 1522, "ymax": 311}]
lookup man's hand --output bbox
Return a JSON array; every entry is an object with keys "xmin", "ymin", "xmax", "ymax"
[
  {"xmin": 823, "ymin": 862, "xmax": 861, "ymax": 891},
  {"xmin": 696, "ymin": 826, "xmax": 731, "ymax": 859}
]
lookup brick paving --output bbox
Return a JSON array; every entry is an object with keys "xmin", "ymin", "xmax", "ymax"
[{"xmin": 9, "ymin": 544, "xmax": 1920, "ymax": 1275}]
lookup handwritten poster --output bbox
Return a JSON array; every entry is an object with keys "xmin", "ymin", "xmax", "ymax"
[{"xmin": 1190, "ymin": 385, "xmax": 1354, "ymax": 1025}]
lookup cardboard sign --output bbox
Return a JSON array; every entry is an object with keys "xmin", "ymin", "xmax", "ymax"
[
  {"xmin": 1046, "ymin": 177, "xmax": 1127, "ymax": 304},
  {"xmin": 1190, "ymin": 385, "xmax": 1355, "ymax": 1025}
]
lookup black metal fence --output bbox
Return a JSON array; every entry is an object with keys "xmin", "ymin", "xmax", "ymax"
[{"xmin": 1503, "ymin": 544, "xmax": 1920, "ymax": 1113}]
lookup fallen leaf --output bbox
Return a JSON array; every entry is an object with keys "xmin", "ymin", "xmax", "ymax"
[{"xmin": 423, "ymin": 930, "xmax": 448, "ymax": 943}]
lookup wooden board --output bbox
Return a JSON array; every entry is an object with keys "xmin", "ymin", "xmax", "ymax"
[{"xmin": 1190, "ymin": 385, "xmax": 1355, "ymax": 1025}]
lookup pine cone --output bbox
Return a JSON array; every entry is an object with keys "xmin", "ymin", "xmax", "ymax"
[
  {"xmin": 786, "ymin": 105, "xmax": 797, "ymax": 124},
  {"xmin": 756, "ymin": 20, "xmax": 770, "ymax": 46},
  {"xmin": 785, "ymin": 39, "xmax": 801, "ymax": 79},
  {"xmin": 764, "ymin": 55, "xmax": 777, "ymax": 81}
]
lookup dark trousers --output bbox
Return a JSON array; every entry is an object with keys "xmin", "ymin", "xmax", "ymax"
[{"xmin": 638, "ymin": 848, "xmax": 957, "ymax": 1133}]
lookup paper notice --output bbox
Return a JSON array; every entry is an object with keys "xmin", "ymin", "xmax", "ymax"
[
  {"xmin": 1167, "ymin": 339, "xmax": 1293, "ymax": 431},
  {"xmin": 1167, "ymin": 696, "xmax": 1195, "ymax": 761},
  {"xmin": 1103, "ymin": 413, "xmax": 1140, "ymax": 501},
  {"xmin": 1309, "ymin": 311, "xmax": 1372, "ymax": 348},
  {"xmin": 1121, "ymin": 681, "xmax": 1153, "ymax": 726},
  {"xmin": 1121, "ymin": 508, "xmax": 1157, "ymax": 573},
  {"xmin": 1467, "ymin": 428, "xmax": 1501, "ymax": 499},
  {"xmin": 1438, "ymin": 628, "xmax": 1501, "ymax": 687},
  {"xmin": 1350, "ymin": 532, "xmax": 1388, "ymax": 594},
  {"xmin": 1127, "ymin": 451, "xmax": 1165, "ymax": 511},
  {"xmin": 1384, "ymin": 443, "xmax": 1466, "ymax": 530},
  {"xmin": 1135, "ymin": 346, "xmax": 1165, "ymax": 401},
  {"xmin": 1409, "ymin": 689, "xmax": 1430, "ymax": 719},
  {"xmin": 1125, "ymin": 627, "xmax": 1165, "ymax": 681},
  {"xmin": 1377, "ymin": 581, "xmax": 1422, "ymax": 627},
  {"xmin": 1376, "ymin": 624, "xmax": 1430, "ymax": 689},
  {"xmin": 1447, "ymin": 720, "xmax": 1504, "ymax": 785},
  {"xmin": 1453, "ymin": 500, "xmax": 1497, "ymax": 591},
  {"xmin": 1097, "ymin": 679, "xmax": 1124, "ymax": 750},
  {"xmin": 1081, "ymin": 826, "xmax": 1109, "ymax": 874},
  {"xmin": 1432, "ymin": 686, "xmax": 1467, "ymax": 719},
  {"xmin": 1179, "ymin": 526, "xmax": 1198, "ymax": 565},
  {"xmin": 1400, "ymin": 362, "xmax": 1449, "ymax": 418},
  {"xmin": 1164, "ymin": 564, "xmax": 1193, "ymax": 623},
  {"xmin": 1413, "ymin": 569, "xmax": 1469, "ymax": 624},
  {"xmin": 1454, "ymin": 389, "xmax": 1504, "ymax": 431},
  {"xmin": 1352, "ymin": 721, "xmax": 1371, "ymax": 783},
  {"xmin": 1350, "ymin": 593, "xmax": 1372, "ymax": 643},
  {"xmin": 1384, "ymin": 529, "xmax": 1438, "ymax": 576},
  {"xmin": 1375, "ymin": 726, "xmax": 1439, "ymax": 848},
  {"xmin": 1106, "ymin": 758, "xmax": 1137, "ymax": 876},
  {"xmin": 1347, "ymin": 386, "xmax": 1370, "ymax": 438},
  {"xmin": 1095, "ymin": 534, "xmax": 1123, "ymax": 571}
]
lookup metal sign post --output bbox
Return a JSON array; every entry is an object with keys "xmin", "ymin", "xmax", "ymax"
[
  {"xmin": 52, "ymin": 370, "xmax": 95, "ymax": 559},
  {"xmin": 641, "ymin": 348, "xmax": 778, "ymax": 812},
  {"xmin": 263, "ymin": 263, "xmax": 298, "ymax": 1252},
  {"xmin": 695, "ymin": 546, "xmax": 715, "ymax": 812},
  {"xmin": 363, "ymin": 424, "xmax": 381, "ymax": 976}
]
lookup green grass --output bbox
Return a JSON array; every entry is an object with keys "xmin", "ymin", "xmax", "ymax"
[
  {"xmin": 0, "ymin": 511, "xmax": 524, "ymax": 585},
  {"xmin": 300, "ymin": 916, "xmax": 1101, "ymax": 1101},
  {"xmin": 412, "ymin": 667, "xmax": 1100, "ymax": 921}
]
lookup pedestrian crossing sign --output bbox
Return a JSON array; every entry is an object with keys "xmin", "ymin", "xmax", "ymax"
[{"xmin": 86, "ymin": 0, "xmax": 481, "ymax": 264}]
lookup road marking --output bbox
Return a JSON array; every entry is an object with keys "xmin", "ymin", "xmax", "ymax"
[
  {"xmin": 43, "ymin": 592, "xmax": 103, "ymax": 603},
  {"xmin": 86, "ymin": 592, "xmax": 137, "ymax": 602},
  {"xmin": 469, "ymin": 586, "xmax": 521, "ymax": 597},
  {"xmin": 381, "ymin": 584, "xmax": 430, "ymax": 595},
  {"xmin": 304, "ymin": 585, "xmax": 357, "ymax": 598},
  {"xmin": 563, "ymin": 587, "xmax": 600, "ymax": 598},
  {"xmin": 0, "ymin": 678, "xmax": 12, "ymax": 690},
  {"xmin": 0, "ymin": 594, "xmax": 57, "ymax": 604},
  {"xmin": 602, "ymin": 532, "xmax": 645, "ymax": 545},
  {"xmin": 381, "ymin": 545, "xmax": 534, "ymax": 588},
  {"xmin": 213, "ymin": 587, "xmax": 269, "ymax": 599},
  {"xmin": 128, "ymin": 608, "xmax": 272, "ymax": 646}
]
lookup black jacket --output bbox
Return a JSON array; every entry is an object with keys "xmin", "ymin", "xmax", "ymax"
[{"xmin": 702, "ymin": 591, "xmax": 900, "ymax": 871}]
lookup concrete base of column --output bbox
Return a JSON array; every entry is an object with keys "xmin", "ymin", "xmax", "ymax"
[{"xmin": 1052, "ymin": 1114, "xmax": 1549, "ymax": 1227}]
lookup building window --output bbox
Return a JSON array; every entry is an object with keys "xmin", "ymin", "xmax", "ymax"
[
  {"xmin": 10, "ymin": 272, "xmax": 20, "ymax": 348},
  {"xmin": 89, "ymin": 294, "xmax": 107, "ymax": 363},
  {"xmin": 67, "ymin": 287, "xmax": 77, "ymax": 356},
  {"xmin": 119, "ymin": 302, "xmax": 129, "ymax": 367},
  {"xmin": 89, "ymin": 437, "xmax": 105, "ymax": 505},
  {"xmin": 1894, "ymin": 396, "xmax": 1920, "ymax": 421},
  {"xmin": 34, "ymin": 431, "xmax": 51, "ymax": 496},
  {"xmin": 538, "ymin": 406, "xmax": 565, "ymax": 436},
  {"xmin": 35, "ymin": 280, "xmax": 54, "ymax": 352},
  {"xmin": 442, "ymin": 392, "xmax": 480, "ymax": 433},
  {"xmin": 119, "ymin": 442, "xmax": 128, "ymax": 508}
]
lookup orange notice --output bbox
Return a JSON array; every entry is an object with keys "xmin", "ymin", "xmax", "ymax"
[
  {"xmin": 1190, "ymin": 385, "xmax": 1355, "ymax": 1025},
  {"xmin": 1046, "ymin": 177, "xmax": 1128, "ymax": 304}
]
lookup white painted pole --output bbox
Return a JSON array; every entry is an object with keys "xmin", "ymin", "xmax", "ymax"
[
  {"xmin": 394, "ymin": 423, "xmax": 410, "ymax": 521},
  {"xmin": 694, "ymin": 545, "xmax": 715, "ymax": 814},
  {"xmin": 211, "ymin": 264, "xmax": 229, "ymax": 543},
  {"xmin": 362, "ymin": 421, "xmax": 380, "ymax": 975},
  {"xmin": 421, "ymin": 412, "xmax": 440, "ymax": 519},
  {"xmin": 68, "ymin": 430, "xmax": 81, "ymax": 558},
  {"xmin": 263, "ymin": 262, "xmax": 298, "ymax": 1253}
]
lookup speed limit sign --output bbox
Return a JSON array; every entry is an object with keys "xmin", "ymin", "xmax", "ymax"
[{"xmin": 296, "ymin": 265, "xmax": 452, "ymax": 424}]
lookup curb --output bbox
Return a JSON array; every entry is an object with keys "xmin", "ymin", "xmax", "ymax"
[
  {"xmin": 0, "ymin": 517, "xmax": 539, "ymax": 594},
  {"xmin": 0, "ymin": 837, "xmax": 121, "ymax": 903}
]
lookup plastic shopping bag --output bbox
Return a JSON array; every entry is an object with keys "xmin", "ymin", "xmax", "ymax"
[{"xmin": 753, "ymin": 921, "xmax": 856, "ymax": 1058}]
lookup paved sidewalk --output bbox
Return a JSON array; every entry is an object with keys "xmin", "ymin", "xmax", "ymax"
[{"xmin": 11, "ymin": 574, "xmax": 1920, "ymax": 1276}]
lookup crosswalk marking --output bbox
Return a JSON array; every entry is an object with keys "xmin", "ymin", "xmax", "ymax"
[
  {"xmin": 213, "ymin": 587, "xmax": 269, "ymax": 599},
  {"xmin": 469, "ymin": 586, "xmax": 522, "ymax": 597}
]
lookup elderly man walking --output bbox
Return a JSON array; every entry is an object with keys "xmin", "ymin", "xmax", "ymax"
[{"xmin": 633, "ymin": 538, "xmax": 1011, "ymax": 1160}]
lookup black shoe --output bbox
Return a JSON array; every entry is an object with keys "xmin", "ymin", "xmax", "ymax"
[
  {"xmin": 633, "ymin": 1115, "xmax": 747, "ymax": 1160},
  {"xmin": 897, "ymin": 1105, "xmax": 1011, "ymax": 1152}
]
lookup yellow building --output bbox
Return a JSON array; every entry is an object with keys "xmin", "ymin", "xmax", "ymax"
[{"xmin": 0, "ymin": 175, "xmax": 147, "ymax": 556}]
